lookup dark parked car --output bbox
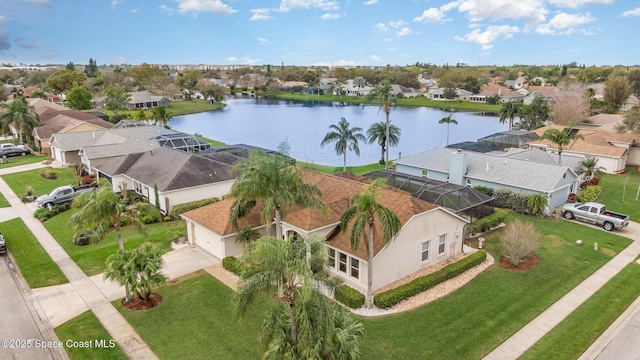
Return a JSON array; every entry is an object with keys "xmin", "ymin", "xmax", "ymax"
[{"xmin": 0, "ymin": 146, "xmax": 30, "ymax": 159}]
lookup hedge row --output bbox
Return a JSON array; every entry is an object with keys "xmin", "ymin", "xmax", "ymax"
[
  {"xmin": 465, "ymin": 208, "xmax": 509, "ymax": 235},
  {"xmin": 335, "ymin": 284, "xmax": 365, "ymax": 309},
  {"xmin": 374, "ymin": 251, "xmax": 487, "ymax": 309},
  {"xmin": 222, "ymin": 256, "xmax": 246, "ymax": 276},
  {"xmin": 171, "ymin": 197, "xmax": 220, "ymax": 217},
  {"xmin": 493, "ymin": 188, "xmax": 529, "ymax": 213}
]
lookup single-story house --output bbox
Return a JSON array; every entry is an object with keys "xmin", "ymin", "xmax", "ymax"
[
  {"xmin": 95, "ymin": 147, "xmax": 240, "ymax": 214},
  {"xmin": 390, "ymin": 84, "xmax": 423, "ymax": 98},
  {"xmin": 426, "ymin": 88, "xmax": 472, "ymax": 100},
  {"xmin": 395, "ymin": 147, "xmax": 580, "ymax": 212},
  {"xmin": 93, "ymin": 91, "xmax": 170, "ymax": 110},
  {"xmin": 181, "ymin": 170, "xmax": 469, "ymax": 294},
  {"xmin": 469, "ymin": 84, "xmax": 525, "ymax": 103}
]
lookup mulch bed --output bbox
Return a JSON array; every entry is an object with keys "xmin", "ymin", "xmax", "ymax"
[
  {"xmin": 122, "ymin": 293, "xmax": 162, "ymax": 310},
  {"xmin": 499, "ymin": 254, "xmax": 540, "ymax": 272}
]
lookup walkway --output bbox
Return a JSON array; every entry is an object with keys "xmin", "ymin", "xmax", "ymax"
[{"xmin": 484, "ymin": 222, "xmax": 640, "ymax": 360}]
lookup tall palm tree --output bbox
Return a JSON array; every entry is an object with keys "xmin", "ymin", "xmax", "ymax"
[
  {"xmin": 69, "ymin": 179, "xmax": 160, "ymax": 302},
  {"xmin": 339, "ymin": 178, "xmax": 401, "ymax": 308},
  {"xmin": 0, "ymin": 95, "xmax": 39, "ymax": 144},
  {"xmin": 499, "ymin": 101, "xmax": 520, "ymax": 130},
  {"xmin": 229, "ymin": 150, "xmax": 325, "ymax": 240},
  {"xmin": 438, "ymin": 114, "xmax": 458, "ymax": 146},
  {"xmin": 321, "ymin": 117, "xmax": 367, "ymax": 172},
  {"xmin": 366, "ymin": 83, "xmax": 398, "ymax": 168},
  {"xmin": 575, "ymin": 156, "xmax": 606, "ymax": 180},
  {"xmin": 151, "ymin": 106, "xmax": 172, "ymax": 128},
  {"xmin": 539, "ymin": 128, "xmax": 585, "ymax": 165},
  {"xmin": 366, "ymin": 121, "xmax": 401, "ymax": 165}
]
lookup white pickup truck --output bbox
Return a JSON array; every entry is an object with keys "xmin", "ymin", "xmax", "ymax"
[{"xmin": 561, "ymin": 202, "xmax": 630, "ymax": 231}]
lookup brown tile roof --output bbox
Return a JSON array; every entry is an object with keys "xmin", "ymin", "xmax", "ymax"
[
  {"xmin": 182, "ymin": 198, "xmax": 265, "ymax": 236},
  {"xmin": 530, "ymin": 125, "xmax": 638, "ymax": 157}
]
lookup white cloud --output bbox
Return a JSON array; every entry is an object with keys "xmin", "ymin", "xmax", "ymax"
[
  {"xmin": 0, "ymin": 29, "xmax": 10, "ymax": 51},
  {"xmin": 250, "ymin": 8, "xmax": 273, "ymax": 20},
  {"xmin": 374, "ymin": 23, "xmax": 389, "ymax": 32},
  {"xmin": 321, "ymin": 13, "xmax": 341, "ymax": 19},
  {"xmin": 547, "ymin": 0, "xmax": 613, "ymax": 9},
  {"xmin": 278, "ymin": 0, "xmax": 338, "ymax": 12},
  {"xmin": 364, "ymin": 0, "xmax": 378, "ymax": 5},
  {"xmin": 455, "ymin": 24, "xmax": 520, "ymax": 50},
  {"xmin": 227, "ymin": 56, "xmax": 237, "ymax": 62},
  {"xmin": 15, "ymin": 37, "xmax": 43, "ymax": 48},
  {"xmin": 110, "ymin": 56, "xmax": 127, "ymax": 65},
  {"xmin": 19, "ymin": 0, "xmax": 52, "ymax": 8},
  {"xmin": 536, "ymin": 12, "xmax": 595, "ymax": 35},
  {"xmin": 457, "ymin": 0, "xmax": 547, "ymax": 23},
  {"xmin": 111, "ymin": 0, "xmax": 123, "ymax": 9},
  {"xmin": 396, "ymin": 27, "xmax": 413, "ymax": 36},
  {"xmin": 257, "ymin": 37, "xmax": 269, "ymax": 45},
  {"xmin": 159, "ymin": 4, "xmax": 175, "ymax": 14},
  {"xmin": 242, "ymin": 57, "xmax": 262, "ymax": 65},
  {"xmin": 389, "ymin": 20, "xmax": 406, "ymax": 28},
  {"xmin": 621, "ymin": 7, "xmax": 640, "ymax": 17},
  {"xmin": 414, "ymin": 8, "xmax": 448, "ymax": 23},
  {"xmin": 370, "ymin": 54, "xmax": 380, "ymax": 62},
  {"xmin": 131, "ymin": 8, "xmax": 138, "ymax": 13},
  {"xmin": 175, "ymin": 0, "xmax": 237, "ymax": 16}
]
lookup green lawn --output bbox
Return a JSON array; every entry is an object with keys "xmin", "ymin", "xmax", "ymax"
[
  {"xmin": 299, "ymin": 160, "xmax": 386, "ymax": 175},
  {"xmin": 55, "ymin": 310, "xmax": 128, "ymax": 360},
  {"xmin": 117, "ymin": 274, "xmax": 265, "ymax": 360},
  {"xmin": 0, "ymin": 155, "xmax": 49, "ymax": 169},
  {"xmin": 102, "ymin": 99, "xmax": 224, "ymax": 120},
  {"xmin": 521, "ymin": 261, "xmax": 640, "ymax": 360},
  {"xmin": 0, "ymin": 191, "xmax": 9, "ymax": 207},
  {"xmin": 1, "ymin": 167, "xmax": 77, "ymax": 199},
  {"xmin": 1, "ymin": 218, "xmax": 68, "ymax": 288},
  {"xmin": 598, "ymin": 165, "xmax": 640, "ymax": 222},
  {"xmin": 43, "ymin": 210, "xmax": 187, "ymax": 276}
]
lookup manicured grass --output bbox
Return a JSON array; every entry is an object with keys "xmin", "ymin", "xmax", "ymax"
[
  {"xmin": 521, "ymin": 261, "xmax": 640, "ymax": 360},
  {"xmin": 43, "ymin": 210, "xmax": 186, "ymax": 276},
  {"xmin": 195, "ymin": 134, "xmax": 225, "ymax": 147},
  {"xmin": 357, "ymin": 213, "xmax": 630, "ymax": 359},
  {"xmin": 1, "ymin": 218, "xmax": 68, "ymax": 288},
  {"xmin": 0, "ymin": 155, "xmax": 49, "ymax": 169},
  {"xmin": 298, "ymin": 160, "xmax": 386, "ymax": 175},
  {"xmin": 598, "ymin": 165, "xmax": 640, "ymax": 222},
  {"xmin": 55, "ymin": 310, "xmax": 128, "ymax": 360},
  {"xmin": 0, "ymin": 191, "xmax": 9, "ymax": 207},
  {"xmin": 1, "ymin": 167, "xmax": 77, "ymax": 199},
  {"xmin": 117, "ymin": 273, "xmax": 265, "ymax": 360}
]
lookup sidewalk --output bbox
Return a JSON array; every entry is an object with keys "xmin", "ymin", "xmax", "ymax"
[{"xmin": 484, "ymin": 222, "xmax": 640, "ymax": 360}]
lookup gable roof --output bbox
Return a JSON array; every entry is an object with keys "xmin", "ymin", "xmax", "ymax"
[
  {"xmin": 129, "ymin": 91, "xmax": 168, "ymax": 104},
  {"xmin": 33, "ymin": 112, "xmax": 114, "ymax": 140},
  {"xmin": 51, "ymin": 126, "xmax": 175, "ymax": 154},
  {"xmin": 530, "ymin": 125, "xmax": 638, "ymax": 158}
]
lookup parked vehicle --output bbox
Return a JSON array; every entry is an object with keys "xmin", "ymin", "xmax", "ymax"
[
  {"xmin": 0, "ymin": 143, "xmax": 25, "ymax": 150},
  {"xmin": 0, "ymin": 146, "xmax": 29, "ymax": 159},
  {"xmin": 0, "ymin": 232, "xmax": 6, "ymax": 255},
  {"xmin": 561, "ymin": 202, "xmax": 630, "ymax": 231},
  {"xmin": 36, "ymin": 184, "xmax": 94, "ymax": 209}
]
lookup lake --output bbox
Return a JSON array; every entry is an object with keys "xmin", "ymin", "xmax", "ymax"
[{"xmin": 169, "ymin": 97, "xmax": 508, "ymax": 167}]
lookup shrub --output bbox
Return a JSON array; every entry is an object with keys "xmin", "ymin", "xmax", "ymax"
[
  {"xmin": 222, "ymin": 256, "xmax": 246, "ymax": 275},
  {"xmin": 81, "ymin": 174, "xmax": 96, "ymax": 185},
  {"xmin": 567, "ymin": 193, "xmax": 577, "ymax": 203},
  {"xmin": 500, "ymin": 220, "xmax": 541, "ymax": 266},
  {"xmin": 577, "ymin": 185, "xmax": 601, "ymax": 203},
  {"xmin": 472, "ymin": 185, "xmax": 494, "ymax": 197},
  {"xmin": 465, "ymin": 209, "xmax": 509, "ymax": 235},
  {"xmin": 335, "ymin": 285, "xmax": 365, "ymax": 309},
  {"xmin": 589, "ymin": 177, "xmax": 601, "ymax": 186},
  {"xmin": 171, "ymin": 197, "xmax": 220, "ymax": 218},
  {"xmin": 72, "ymin": 230, "xmax": 95, "ymax": 246},
  {"xmin": 527, "ymin": 193, "xmax": 548, "ymax": 215},
  {"xmin": 374, "ymin": 251, "xmax": 486, "ymax": 309},
  {"xmin": 493, "ymin": 188, "xmax": 529, "ymax": 213},
  {"xmin": 39, "ymin": 169, "xmax": 58, "ymax": 180},
  {"xmin": 140, "ymin": 215, "xmax": 156, "ymax": 224},
  {"xmin": 34, "ymin": 208, "xmax": 56, "ymax": 221},
  {"xmin": 163, "ymin": 216, "xmax": 172, "ymax": 222}
]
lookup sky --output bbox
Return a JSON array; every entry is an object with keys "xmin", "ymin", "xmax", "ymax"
[{"xmin": 0, "ymin": 0, "xmax": 639, "ymax": 67}]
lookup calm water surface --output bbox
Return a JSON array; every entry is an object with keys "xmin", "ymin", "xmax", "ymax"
[{"xmin": 169, "ymin": 97, "xmax": 508, "ymax": 166}]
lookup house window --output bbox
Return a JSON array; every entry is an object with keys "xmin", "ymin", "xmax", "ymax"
[
  {"xmin": 421, "ymin": 240, "xmax": 430, "ymax": 261},
  {"xmin": 350, "ymin": 258, "xmax": 359, "ymax": 279},
  {"xmin": 438, "ymin": 234, "xmax": 446, "ymax": 254},
  {"xmin": 422, "ymin": 169, "xmax": 428, "ymax": 177},
  {"xmin": 339, "ymin": 252, "xmax": 347, "ymax": 273},
  {"xmin": 134, "ymin": 181, "xmax": 143, "ymax": 194},
  {"xmin": 328, "ymin": 248, "xmax": 336, "ymax": 268}
]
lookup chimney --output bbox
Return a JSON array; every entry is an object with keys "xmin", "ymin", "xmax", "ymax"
[{"xmin": 449, "ymin": 149, "xmax": 467, "ymax": 186}]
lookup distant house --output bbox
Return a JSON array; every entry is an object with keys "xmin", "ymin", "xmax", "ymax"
[
  {"xmin": 469, "ymin": 84, "xmax": 525, "ymax": 103},
  {"xmin": 390, "ymin": 84, "xmax": 423, "ymax": 98},
  {"xmin": 426, "ymin": 88, "xmax": 472, "ymax": 100},
  {"xmin": 93, "ymin": 91, "xmax": 170, "ymax": 110},
  {"xmin": 343, "ymin": 79, "xmax": 375, "ymax": 96},
  {"xmin": 181, "ymin": 170, "xmax": 469, "ymax": 294}
]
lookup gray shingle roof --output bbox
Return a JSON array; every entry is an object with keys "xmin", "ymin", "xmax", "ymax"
[{"xmin": 52, "ymin": 126, "xmax": 176, "ymax": 154}]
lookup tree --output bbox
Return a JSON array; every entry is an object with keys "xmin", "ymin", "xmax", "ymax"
[
  {"xmin": 130, "ymin": 63, "xmax": 166, "ymax": 89},
  {"xmin": 321, "ymin": 117, "xmax": 367, "ymax": 171},
  {"xmin": 340, "ymin": 178, "xmax": 401, "ymax": 308},
  {"xmin": 104, "ymin": 242, "xmax": 167, "ymax": 303},
  {"xmin": 498, "ymin": 102, "xmax": 520, "ymax": 131},
  {"xmin": 442, "ymin": 86, "xmax": 458, "ymax": 100},
  {"xmin": 515, "ymin": 95, "xmax": 549, "ymax": 130},
  {"xmin": 66, "ymin": 84, "xmax": 94, "ymax": 110},
  {"xmin": 46, "ymin": 69, "xmax": 86, "ymax": 95},
  {"xmin": 500, "ymin": 220, "xmax": 541, "ymax": 266},
  {"xmin": 85, "ymin": 58, "xmax": 99, "ymax": 78},
  {"xmin": 549, "ymin": 82, "xmax": 590, "ymax": 125},
  {"xmin": 539, "ymin": 127, "xmax": 585, "ymax": 165},
  {"xmin": 229, "ymin": 150, "xmax": 325, "ymax": 240},
  {"xmin": 0, "ymin": 95, "xmax": 39, "ymax": 144},
  {"xmin": 366, "ymin": 83, "xmax": 398, "ymax": 168},
  {"xmin": 176, "ymin": 71, "xmax": 200, "ymax": 99},
  {"xmin": 616, "ymin": 105, "xmax": 640, "ymax": 134},
  {"xmin": 438, "ymin": 114, "xmax": 458, "ymax": 146},
  {"xmin": 352, "ymin": 76, "xmax": 366, "ymax": 95},
  {"xmin": 629, "ymin": 69, "xmax": 640, "ymax": 98},
  {"xmin": 574, "ymin": 156, "xmax": 605, "ymax": 180},
  {"xmin": 603, "ymin": 77, "xmax": 632, "ymax": 109},
  {"xmin": 151, "ymin": 106, "xmax": 172, "ymax": 128},
  {"xmin": 66, "ymin": 61, "xmax": 75, "ymax": 71},
  {"xmin": 234, "ymin": 226, "xmax": 260, "ymax": 244},
  {"xmin": 104, "ymin": 86, "xmax": 131, "ymax": 122},
  {"xmin": 69, "ymin": 179, "xmax": 160, "ymax": 302},
  {"xmin": 366, "ymin": 121, "xmax": 401, "ymax": 165},
  {"xmin": 527, "ymin": 193, "xmax": 548, "ymax": 215},
  {"xmin": 236, "ymin": 234, "xmax": 363, "ymax": 359}
]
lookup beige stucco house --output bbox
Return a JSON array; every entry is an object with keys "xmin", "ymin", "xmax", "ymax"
[{"xmin": 181, "ymin": 171, "xmax": 468, "ymax": 294}]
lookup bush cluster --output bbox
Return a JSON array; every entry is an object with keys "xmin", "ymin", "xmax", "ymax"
[
  {"xmin": 72, "ymin": 230, "xmax": 95, "ymax": 246},
  {"xmin": 472, "ymin": 185, "xmax": 494, "ymax": 197},
  {"xmin": 579, "ymin": 177, "xmax": 601, "ymax": 190},
  {"xmin": 493, "ymin": 188, "xmax": 529, "ymax": 213},
  {"xmin": 335, "ymin": 284, "xmax": 365, "ymax": 309},
  {"xmin": 567, "ymin": 193, "xmax": 578, "ymax": 203},
  {"xmin": 33, "ymin": 203, "xmax": 71, "ymax": 222},
  {"xmin": 222, "ymin": 256, "xmax": 246, "ymax": 275},
  {"xmin": 170, "ymin": 197, "xmax": 220, "ymax": 218},
  {"xmin": 465, "ymin": 209, "xmax": 509, "ymax": 235},
  {"xmin": 577, "ymin": 185, "xmax": 601, "ymax": 203},
  {"xmin": 374, "ymin": 251, "xmax": 487, "ymax": 309},
  {"xmin": 39, "ymin": 169, "xmax": 58, "ymax": 180}
]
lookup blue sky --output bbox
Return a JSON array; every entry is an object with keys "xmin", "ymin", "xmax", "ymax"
[{"xmin": 1, "ymin": 0, "xmax": 639, "ymax": 67}]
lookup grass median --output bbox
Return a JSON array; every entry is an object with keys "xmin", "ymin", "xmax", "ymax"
[
  {"xmin": 0, "ymin": 155, "xmax": 49, "ymax": 169},
  {"xmin": 55, "ymin": 310, "xmax": 128, "ymax": 360},
  {"xmin": 1, "ymin": 167, "xmax": 76, "ymax": 199}
]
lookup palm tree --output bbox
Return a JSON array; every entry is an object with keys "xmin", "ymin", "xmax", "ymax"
[
  {"xmin": 339, "ymin": 178, "xmax": 401, "ymax": 308},
  {"xmin": 0, "ymin": 95, "xmax": 39, "ymax": 144},
  {"xmin": 539, "ymin": 128, "xmax": 585, "ymax": 165},
  {"xmin": 366, "ymin": 121, "xmax": 401, "ymax": 165},
  {"xmin": 69, "ymin": 179, "xmax": 160, "ymax": 302},
  {"xmin": 236, "ymin": 234, "xmax": 357, "ymax": 357},
  {"xmin": 151, "ymin": 106, "xmax": 172, "ymax": 128},
  {"xmin": 366, "ymin": 83, "xmax": 398, "ymax": 168},
  {"xmin": 321, "ymin": 117, "xmax": 367, "ymax": 171},
  {"xmin": 229, "ymin": 150, "xmax": 325, "ymax": 240},
  {"xmin": 499, "ymin": 101, "xmax": 520, "ymax": 130},
  {"xmin": 575, "ymin": 155, "xmax": 606, "ymax": 180},
  {"xmin": 438, "ymin": 114, "xmax": 458, "ymax": 146}
]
